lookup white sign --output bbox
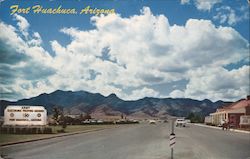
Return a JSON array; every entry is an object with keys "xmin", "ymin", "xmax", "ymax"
[
  {"xmin": 4, "ymin": 105, "xmax": 47, "ymax": 126},
  {"xmin": 169, "ymin": 133, "xmax": 176, "ymax": 148},
  {"xmin": 240, "ymin": 115, "xmax": 250, "ymax": 125}
]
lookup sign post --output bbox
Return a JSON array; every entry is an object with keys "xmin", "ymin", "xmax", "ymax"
[{"xmin": 170, "ymin": 119, "xmax": 176, "ymax": 159}]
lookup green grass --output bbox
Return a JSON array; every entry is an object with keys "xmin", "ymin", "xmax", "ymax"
[
  {"xmin": 0, "ymin": 134, "xmax": 54, "ymax": 144},
  {"xmin": 0, "ymin": 125, "xmax": 117, "ymax": 145}
]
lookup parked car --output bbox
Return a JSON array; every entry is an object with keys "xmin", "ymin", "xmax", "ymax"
[
  {"xmin": 82, "ymin": 119, "xmax": 91, "ymax": 124},
  {"xmin": 90, "ymin": 119, "xmax": 97, "ymax": 123},
  {"xmin": 149, "ymin": 120, "xmax": 156, "ymax": 124},
  {"xmin": 97, "ymin": 120, "xmax": 104, "ymax": 123}
]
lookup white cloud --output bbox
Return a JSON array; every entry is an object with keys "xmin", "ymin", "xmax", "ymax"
[
  {"xmin": 28, "ymin": 32, "xmax": 42, "ymax": 46},
  {"xmin": 180, "ymin": 0, "xmax": 222, "ymax": 11},
  {"xmin": 124, "ymin": 87, "xmax": 160, "ymax": 100},
  {"xmin": 183, "ymin": 65, "xmax": 250, "ymax": 101},
  {"xmin": 13, "ymin": 14, "xmax": 30, "ymax": 38},
  {"xmin": 213, "ymin": 5, "xmax": 249, "ymax": 25},
  {"xmin": 170, "ymin": 90, "xmax": 185, "ymax": 98},
  {"xmin": 0, "ymin": 14, "xmax": 54, "ymax": 100},
  {"xmin": 180, "ymin": 0, "xmax": 190, "ymax": 5},
  {"xmin": 194, "ymin": 0, "xmax": 222, "ymax": 11},
  {"xmin": 0, "ymin": 8, "xmax": 249, "ymax": 101}
]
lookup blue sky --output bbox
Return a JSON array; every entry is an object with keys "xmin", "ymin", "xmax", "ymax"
[{"xmin": 0, "ymin": 0, "xmax": 249, "ymax": 102}]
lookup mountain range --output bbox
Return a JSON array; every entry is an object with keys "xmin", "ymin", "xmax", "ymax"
[{"xmin": 0, "ymin": 90, "xmax": 231, "ymax": 119}]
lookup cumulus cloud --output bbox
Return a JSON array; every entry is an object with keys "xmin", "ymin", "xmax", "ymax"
[
  {"xmin": 124, "ymin": 87, "xmax": 160, "ymax": 100},
  {"xmin": 13, "ymin": 14, "xmax": 30, "ymax": 38},
  {"xmin": 0, "ymin": 9, "xmax": 249, "ymax": 101},
  {"xmin": 184, "ymin": 65, "xmax": 250, "ymax": 101},
  {"xmin": 180, "ymin": 0, "xmax": 222, "ymax": 11},
  {"xmin": 170, "ymin": 65, "xmax": 250, "ymax": 101},
  {"xmin": 0, "ymin": 15, "xmax": 55, "ymax": 100},
  {"xmin": 169, "ymin": 90, "xmax": 185, "ymax": 98},
  {"xmin": 213, "ymin": 5, "xmax": 249, "ymax": 25},
  {"xmin": 194, "ymin": 0, "xmax": 222, "ymax": 11},
  {"xmin": 180, "ymin": 0, "xmax": 190, "ymax": 5},
  {"xmin": 181, "ymin": 0, "xmax": 249, "ymax": 26}
]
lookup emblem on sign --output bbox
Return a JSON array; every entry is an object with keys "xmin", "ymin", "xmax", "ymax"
[
  {"xmin": 23, "ymin": 113, "xmax": 29, "ymax": 118},
  {"xmin": 10, "ymin": 113, "xmax": 14, "ymax": 117},
  {"xmin": 37, "ymin": 113, "xmax": 41, "ymax": 117}
]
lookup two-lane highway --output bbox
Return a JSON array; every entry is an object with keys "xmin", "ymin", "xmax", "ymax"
[{"xmin": 1, "ymin": 123, "xmax": 250, "ymax": 159}]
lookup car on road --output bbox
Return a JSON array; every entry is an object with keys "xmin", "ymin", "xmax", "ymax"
[
  {"xmin": 175, "ymin": 118, "xmax": 186, "ymax": 127},
  {"xmin": 149, "ymin": 120, "xmax": 156, "ymax": 124},
  {"xmin": 82, "ymin": 119, "xmax": 91, "ymax": 124},
  {"xmin": 90, "ymin": 119, "xmax": 97, "ymax": 123},
  {"xmin": 97, "ymin": 120, "xmax": 104, "ymax": 123}
]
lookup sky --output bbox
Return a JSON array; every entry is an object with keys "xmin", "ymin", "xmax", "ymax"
[{"xmin": 0, "ymin": 0, "xmax": 249, "ymax": 102}]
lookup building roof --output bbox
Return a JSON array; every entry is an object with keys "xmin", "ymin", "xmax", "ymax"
[
  {"xmin": 225, "ymin": 99, "xmax": 250, "ymax": 110},
  {"xmin": 212, "ymin": 98, "xmax": 250, "ymax": 114}
]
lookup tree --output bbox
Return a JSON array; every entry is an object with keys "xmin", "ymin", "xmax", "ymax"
[
  {"xmin": 187, "ymin": 112, "xmax": 204, "ymax": 123},
  {"xmin": 52, "ymin": 107, "xmax": 61, "ymax": 125},
  {"xmin": 52, "ymin": 107, "xmax": 67, "ymax": 132},
  {"xmin": 79, "ymin": 114, "xmax": 84, "ymax": 120},
  {"xmin": 84, "ymin": 113, "xmax": 92, "ymax": 120},
  {"xmin": 76, "ymin": 114, "xmax": 84, "ymax": 124},
  {"xmin": 60, "ymin": 114, "xmax": 67, "ymax": 130}
]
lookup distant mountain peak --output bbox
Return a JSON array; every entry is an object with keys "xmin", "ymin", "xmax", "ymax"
[
  {"xmin": 52, "ymin": 89, "xmax": 88, "ymax": 94},
  {"xmin": 107, "ymin": 93, "xmax": 118, "ymax": 98},
  {"xmin": 202, "ymin": 99, "xmax": 212, "ymax": 103},
  {"xmin": 52, "ymin": 90, "xmax": 67, "ymax": 93}
]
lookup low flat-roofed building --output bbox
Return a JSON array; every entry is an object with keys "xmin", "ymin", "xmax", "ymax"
[{"xmin": 210, "ymin": 96, "xmax": 250, "ymax": 128}]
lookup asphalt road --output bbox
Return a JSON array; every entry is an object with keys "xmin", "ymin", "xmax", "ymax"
[{"xmin": 1, "ymin": 123, "xmax": 250, "ymax": 159}]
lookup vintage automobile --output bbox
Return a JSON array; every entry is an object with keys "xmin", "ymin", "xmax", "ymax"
[{"xmin": 175, "ymin": 118, "xmax": 186, "ymax": 127}]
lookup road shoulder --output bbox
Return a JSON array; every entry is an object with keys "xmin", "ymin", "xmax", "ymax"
[{"xmin": 193, "ymin": 123, "xmax": 250, "ymax": 134}]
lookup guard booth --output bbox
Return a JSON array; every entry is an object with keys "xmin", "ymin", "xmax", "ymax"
[{"xmin": 0, "ymin": 105, "xmax": 52, "ymax": 134}]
